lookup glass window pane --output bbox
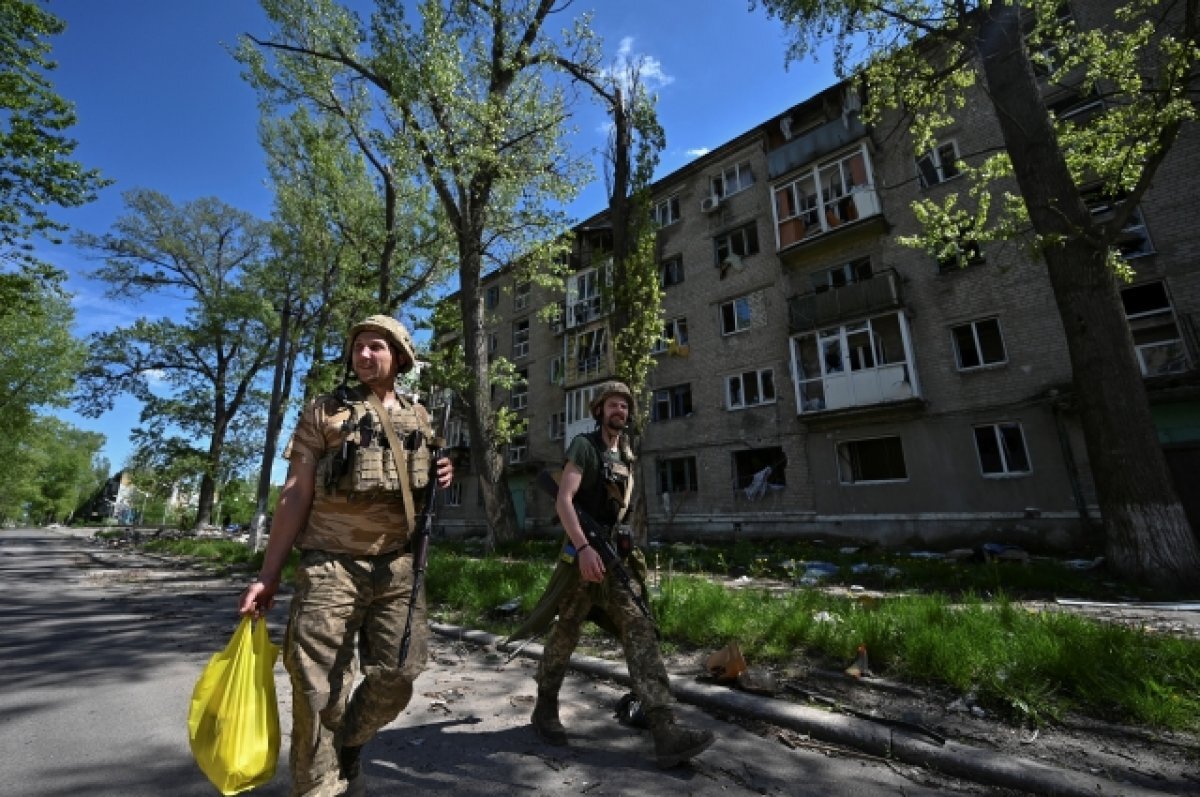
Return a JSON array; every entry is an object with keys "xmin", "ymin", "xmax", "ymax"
[
  {"xmin": 1000, "ymin": 425, "xmax": 1030, "ymax": 472},
  {"xmin": 976, "ymin": 320, "xmax": 1006, "ymax": 364},
  {"xmin": 974, "ymin": 427, "xmax": 1003, "ymax": 473},
  {"xmin": 953, "ymin": 325, "xmax": 981, "ymax": 368}
]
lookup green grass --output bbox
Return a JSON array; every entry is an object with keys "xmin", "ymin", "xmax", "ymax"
[{"xmin": 111, "ymin": 532, "xmax": 1200, "ymax": 733}]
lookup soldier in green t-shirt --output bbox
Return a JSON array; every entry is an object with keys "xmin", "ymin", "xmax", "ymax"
[{"xmin": 531, "ymin": 380, "xmax": 715, "ymax": 768}]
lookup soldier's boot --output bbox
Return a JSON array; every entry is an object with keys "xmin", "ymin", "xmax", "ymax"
[
  {"xmin": 647, "ymin": 709, "xmax": 715, "ymax": 769},
  {"xmin": 338, "ymin": 744, "xmax": 365, "ymax": 796},
  {"xmin": 530, "ymin": 690, "xmax": 568, "ymax": 746}
]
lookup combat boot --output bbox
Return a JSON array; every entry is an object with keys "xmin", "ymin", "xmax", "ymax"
[
  {"xmin": 530, "ymin": 691, "xmax": 567, "ymax": 746},
  {"xmin": 338, "ymin": 744, "xmax": 365, "ymax": 797},
  {"xmin": 647, "ymin": 709, "xmax": 715, "ymax": 768}
]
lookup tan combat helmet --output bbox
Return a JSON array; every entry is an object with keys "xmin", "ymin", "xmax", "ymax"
[
  {"xmin": 589, "ymin": 380, "xmax": 636, "ymax": 420},
  {"xmin": 346, "ymin": 314, "xmax": 418, "ymax": 374}
]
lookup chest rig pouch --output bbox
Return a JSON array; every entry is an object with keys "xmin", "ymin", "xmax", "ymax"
[
  {"xmin": 319, "ymin": 393, "xmax": 432, "ymax": 497},
  {"xmin": 587, "ymin": 432, "xmax": 636, "ymax": 559}
]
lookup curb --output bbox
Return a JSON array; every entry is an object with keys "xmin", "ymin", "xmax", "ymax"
[{"xmin": 431, "ymin": 623, "xmax": 1175, "ymax": 797}]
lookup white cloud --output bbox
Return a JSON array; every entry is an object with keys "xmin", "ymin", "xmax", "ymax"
[
  {"xmin": 604, "ymin": 36, "xmax": 675, "ymax": 95},
  {"xmin": 686, "ymin": 147, "xmax": 711, "ymax": 158}
]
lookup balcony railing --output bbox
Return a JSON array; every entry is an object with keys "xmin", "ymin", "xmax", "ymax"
[
  {"xmin": 788, "ymin": 269, "xmax": 902, "ymax": 333},
  {"xmin": 768, "ymin": 113, "xmax": 867, "ymax": 180}
]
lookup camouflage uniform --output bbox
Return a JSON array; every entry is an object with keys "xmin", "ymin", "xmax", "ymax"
[
  {"xmin": 535, "ymin": 433, "xmax": 673, "ymax": 715},
  {"xmin": 283, "ymin": 384, "xmax": 434, "ymax": 797}
]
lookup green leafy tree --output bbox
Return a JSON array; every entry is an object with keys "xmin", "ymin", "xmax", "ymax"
[
  {"xmin": 0, "ymin": 0, "xmax": 108, "ymax": 270},
  {"xmin": 557, "ymin": 55, "xmax": 667, "ymax": 542},
  {"xmin": 73, "ymin": 190, "xmax": 276, "ymax": 530},
  {"xmin": 0, "ymin": 274, "xmax": 85, "ymax": 443},
  {"xmin": 0, "ymin": 416, "xmax": 105, "ymax": 525},
  {"xmin": 243, "ymin": 0, "xmax": 598, "ymax": 547},
  {"xmin": 755, "ymin": 0, "xmax": 1200, "ymax": 587}
]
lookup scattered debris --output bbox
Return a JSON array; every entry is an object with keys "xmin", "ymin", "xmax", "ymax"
[
  {"xmin": 705, "ymin": 641, "xmax": 748, "ymax": 682},
  {"xmin": 982, "ymin": 543, "xmax": 1030, "ymax": 563},
  {"xmin": 845, "ymin": 644, "xmax": 873, "ymax": 678},
  {"xmin": 491, "ymin": 598, "xmax": 522, "ymax": 617},
  {"xmin": 737, "ymin": 667, "xmax": 780, "ymax": 696}
]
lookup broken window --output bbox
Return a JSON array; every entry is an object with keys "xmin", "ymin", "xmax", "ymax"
[
  {"xmin": 714, "ymin": 223, "xmax": 759, "ymax": 266},
  {"xmin": 574, "ymin": 327, "xmax": 608, "ymax": 376},
  {"xmin": 1120, "ymin": 281, "xmax": 1189, "ymax": 376},
  {"xmin": 651, "ymin": 384, "xmax": 693, "ymax": 421},
  {"xmin": 733, "ymin": 447, "xmax": 786, "ymax": 494},
  {"xmin": 951, "ymin": 318, "xmax": 1007, "ymax": 370},
  {"xmin": 837, "ymin": 436, "xmax": 907, "ymax": 483},
  {"xmin": 726, "ymin": 368, "xmax": 776, "ymax": 409},
  {"xmin": 916, "ymin": 140, "xmax": 961, "ymax": 189},
  {"xmin": 720, "ymin": 296, "xmax": 753, "ymax": 335},
  {"xmin": 657, "ymin": 456, "xmax": 698, "ymax": 493},
  {"xmin": 508, "ymin": 435, "xmax": 528, "ymax": 464},
  {"xmin": 974, "ymin": 423, "xmax": 1032, "ymax": 476},
  {"xmin": 513, "ymin": 280, "xmax": 531, "ymax": 311},
  {"xmin": 652, "ymin": 317, "xmax": 689, "ymax": 354},
  {"xmin": 660, "ymin": 255, "xmax": 684, "ymax": 287},
  {"xmin": 1083, "ymin": 186, "xmax": 1154, "ymax": 259},
  {"xmin": 812, "ymin": 257, "xmax": 872, "ymax": 293},
  {"xmin": 711, "ymin": 161, "xmax": 754, "ymax": 199}
]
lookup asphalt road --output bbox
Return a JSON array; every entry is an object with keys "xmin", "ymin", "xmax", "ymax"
[{"xmin": 0, "ymin": 526, "xmax": 988, "ymax": 796}]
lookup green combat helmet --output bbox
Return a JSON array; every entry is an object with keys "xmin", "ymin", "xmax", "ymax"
[
  {"xmin": 346, "ymin": 314, "xmax": 417, "ymax": 374},
  {"xmin": 589, "ymin": 380, "xmax": 636, "ymax": 420}
]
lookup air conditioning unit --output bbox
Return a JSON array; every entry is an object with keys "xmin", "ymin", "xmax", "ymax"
[{"xmin": 700, "ymin": 195, "xmax": 721, "ymax": 213}]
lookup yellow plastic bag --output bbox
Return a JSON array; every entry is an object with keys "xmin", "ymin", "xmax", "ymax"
[{"xmin": 188, "ymin": 616, "xmax": 280, "ymax": 795}]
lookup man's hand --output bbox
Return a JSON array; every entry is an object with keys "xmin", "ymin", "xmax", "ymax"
[
  {"xmin": 436, "ymin": 456, "xmax": 454, "ymax": 488},
  {"xmin": 578, "ymin": 544, "xmax": 606, "ymax": 583},
  {"xmin": 238, "ymin": 578, "xmax": 278, "ymax": 618}
]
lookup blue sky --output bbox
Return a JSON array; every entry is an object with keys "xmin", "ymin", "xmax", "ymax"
[{"xmin": 41, "ymin": 0, "xmax": 837, "ymax": 475}]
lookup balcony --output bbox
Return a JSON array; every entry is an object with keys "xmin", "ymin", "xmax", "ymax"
[
  {"xmin": 790, "ymin": 310, "xmax": 922, "ymax": 416},
  {"xmin": 789, "ymin": 269, "xmax": 902, "ymax": 333},
  {"xmin": 768, "ymin": 112, "xmax": 867, "ymax": 180}
]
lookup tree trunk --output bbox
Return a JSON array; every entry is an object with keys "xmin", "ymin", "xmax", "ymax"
[
  {"xmin": 458, "ymin": 236, "xmax": 520, "ymax": 550},
  {"xmin": 977, "ymin": 4, "xmax": 1200, "ymax": 590}
]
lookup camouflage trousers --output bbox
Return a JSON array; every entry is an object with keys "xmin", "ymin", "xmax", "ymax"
[
  {"xmin": 283, "ymin": 548, "xmax": 430, "ymax": 797},
  {"xmin": 535, "ymin": 568, "xmax": 673, "ymax": 715}
]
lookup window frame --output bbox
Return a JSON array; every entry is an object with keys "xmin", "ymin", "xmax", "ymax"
[
  {"xmin": 719, "ymin": 296, "xmax": 753, "ymax": 336},
  {"xmin": 548, "ymin": 411, "xmax": 566, "ymax": 441},
  {"xmin": 726, "ymin": 368, "xmax": 776, "ymax": 410},
  {"xmin": 657, "ymin": 455, "xmax": 699, "ymax": 493},
  {"xmin": 651, "ymin": 383, "xmax": 693, "ymax": 422},
  {"xmin": 836, "ymin": 435, "xmax": 908, "ymax": 484},
  {"xmin": 652, "ymin": 316, "xmax": 689, "ymax": 354},
  {"xmin": 973, "ymin": 422, "xmax": 1032, "ymax": 477},
  {"xmin": 951, "ymin": 317, "xmax": 1007, "ymax": 371},
  {"xmin": 510, "ymin": 368, "xmax": 528, "ymax": 411},
  {"xmin": 711, "ymin": 161, "xmax": 755, "ymax": 200},
  {"xmin": 512, "ymin": 318, "xmax": 530, "ymax": 359},
  {"xmin": 653, "ymin": 195, "xmax": 681, "ymax": 228},
  {"xmin": 916, "ymin": 140, "xmax": 962, "ymax": 189},
  {"xmin": 659, "ymin": 255, "xmax": 684, "ymax": 287},
  {"xmin": 484, "ymin": 284, "xmax": 500, "ymax": 310},
  {"xmin": 714, "ymin": 222, "xmax": 760, "ymax": 266},
  {"xmin": 513, "ymin": 280, "xmax": 531, "ymax": 311}
]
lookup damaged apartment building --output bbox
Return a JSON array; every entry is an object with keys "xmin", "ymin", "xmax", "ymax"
[{"xmin": 436, "ymin": 3, "xmax": 1200, "ymax": 550}]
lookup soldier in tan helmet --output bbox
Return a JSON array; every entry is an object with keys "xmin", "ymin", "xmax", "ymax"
[
  {"xmin": 238, "ymin": 314, "xmax": 453, "ymax": 797},
  {"xmin": 525, "ymin": 380, "xmax": 715, "ymax": 768}
]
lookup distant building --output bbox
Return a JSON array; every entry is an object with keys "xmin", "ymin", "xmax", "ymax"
[{"xmin": 436, "ymin": 2, "xmax": 1199, "ymax": 550}]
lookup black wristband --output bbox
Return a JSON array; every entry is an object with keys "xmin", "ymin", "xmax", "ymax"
[{"xmin": 576, "ymin": 543, "xmax": 591, "ymax": 554}]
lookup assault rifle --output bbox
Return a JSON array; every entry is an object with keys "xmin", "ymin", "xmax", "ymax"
[
  {"xmin": 534, "ymin": 468, "xmax": 656, "ymax": 626},
  {"xmin": 398, "ymin": 400, "xmax": 452, "ymax": 666}
]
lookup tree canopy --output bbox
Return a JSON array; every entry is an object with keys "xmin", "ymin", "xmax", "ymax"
[
  {"xmin": 74, "ymin": 190, "xmax": 277, "ymax": 529},
  {"xmin": 0, "ymin": 0, "xmax": 108, "ymax": 268}
]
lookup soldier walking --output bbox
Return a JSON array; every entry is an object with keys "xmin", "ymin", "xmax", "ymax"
[
  {"xmin": 238, "ymin": 315, "xmax": 453, "ymax": 797},
  {"xmin": 527, "ymin": 380, "xmax": 715, "ymax": 768}
]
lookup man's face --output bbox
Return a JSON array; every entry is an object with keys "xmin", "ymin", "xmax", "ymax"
[
  {"xmin": 352, "ymin": 330, "xmax": 403, "ymax": 386},
  {"xmin": 601, "ymin": 394, "xmax": 629, "ymax": 431}
]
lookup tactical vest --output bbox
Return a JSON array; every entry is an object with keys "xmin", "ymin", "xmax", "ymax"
[
  {"xmin": 316, "ymin": 393, "xmax": 433, "ymax": 500},
  {"xmin": 575, "ymin": 430, "xmax": 635, "ymax": 527}
]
